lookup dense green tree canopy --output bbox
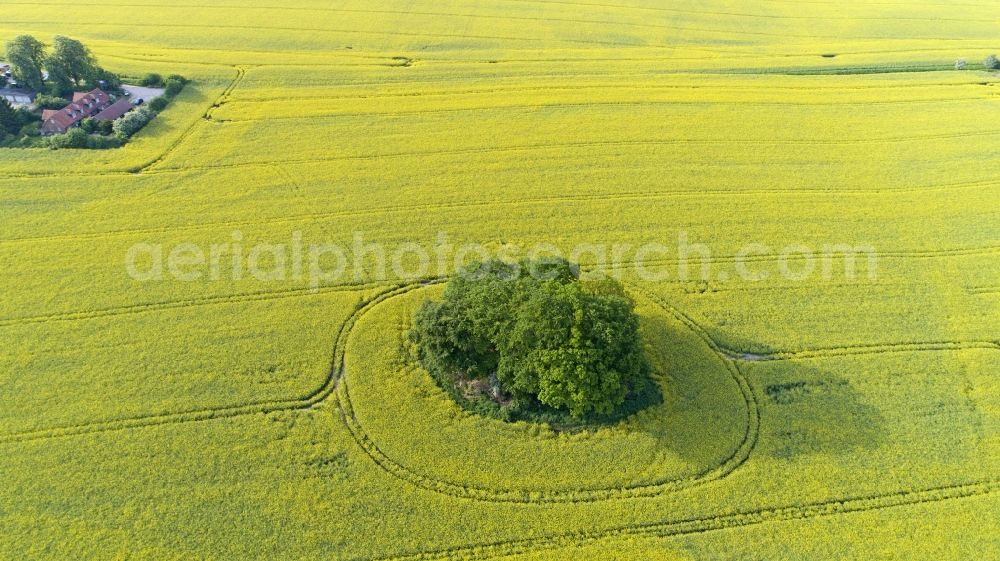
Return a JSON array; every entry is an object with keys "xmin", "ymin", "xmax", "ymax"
[
  {"xmin": 45, "ymin": 36, "xmax": 99, "ymax": 94},
  {"xmin": 412, "ymin": 258, "xmax": 652, "ymax": 419},
  {"xmin": 0, "ymin": 98, "xmax": 19, "ymax": 135},
  {"xmin": 4, "ymin": 35, "xmax": 46, "ymax": 91},
  {"xmin": 53, "ymin": 36, "xmax": 96, "ymax": 75},
  {"xmin": 5, "ymin": 35, "xmax": 112, "ymax": 97}
]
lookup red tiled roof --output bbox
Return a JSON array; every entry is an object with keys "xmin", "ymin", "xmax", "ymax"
[
  {"xmin": 72, "ymin": 91, "xmax": 89, "ymax": 102},
  {"xmin": 41, "ymin": 88, "xmax": 113, "ymax": 134},
  {"xmin": 93, "ymin": 98, "xmax": 132, "ymax": 121}
]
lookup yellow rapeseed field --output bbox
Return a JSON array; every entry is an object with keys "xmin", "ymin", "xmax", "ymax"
[{"xmin": 1, "ymin": 1, "xmax": 998, "ymax": 559}]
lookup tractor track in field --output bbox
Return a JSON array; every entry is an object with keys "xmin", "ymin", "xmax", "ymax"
[
  {"xmin": 360, "ymin": 478, "xmax": 1000, "ymax": 561},
  {"xmin": 231, "ymin": 81, "xmax": 1000, "ymax": 103},
  {"xmin": 139, "ymin": 133, "xmax": 1000, "ymax": 177},
  {"xmin": 135, "ymin": 65, "xmax": 248, "ymax": 174},
  {"xmin": 334, "ymin": 281, "xmax": 761, "ymax": 503},
  {"xmin": 721, "ymin": 340, "xmax": 1000, "ymax": 362},
  {"xmin": 3, "ymin": 0, "xmax": 984, "ymax": 25},
  {"xmin": 9, "ymin": 10, "xmax": 999, "ymax": 44},
  {"xmin": 206, "ymin": 97, "xmax": 996, "ymax": 123},
  {"xmin": 333, "ymin": 285, "xmax": 1000, "ymax": 554},
  {"xmin": 214, "ymin": 72, "xmax": 998, "ymax": 96},
  {"xmin": 4, "ymin": 175, "xmax": 998, "ymax": 246},
  {"xmin": 0, "ymin": 243, "xmax": 995, "ymax": 328},
  {"xmin": 497, "ymin": 0, "xmax": 1000, "ymax": 19},
  {"xmin": 0, "ymin": 281, "xmax": 382, "ymax": 328},
  {"xmin": 0, "ymin": 282, "xmax": 416, "ymax": 444}
]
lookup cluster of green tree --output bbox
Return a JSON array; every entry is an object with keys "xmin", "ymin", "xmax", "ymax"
[
  {"xmin": 411, "ymin": 258, "xmax": 659, "ymax": 424},
  {"xmin": 4, "ymin": 35, "xmax": 119, "ymax": 97},
  {"xmin": 0, "ymin": 97, "xmax": 39, "ymax": 142}
]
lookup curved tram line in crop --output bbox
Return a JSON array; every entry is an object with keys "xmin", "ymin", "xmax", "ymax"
[{"xmin": 335, "ymin": 280, "xmax": 761, "ymax": 503}]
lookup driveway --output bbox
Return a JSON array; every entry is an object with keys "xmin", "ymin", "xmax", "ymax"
[{"xmin": 122, "ymin": 84, "xmax": 166, "ymax": 101}]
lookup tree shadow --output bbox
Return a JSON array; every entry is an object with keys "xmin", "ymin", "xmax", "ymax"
[
  {"xmin": 635, "ymin": 313, "xmax": 887, "ymax": 469},
  {"xmin": 740, "ymin": 357, "xmax": 886, "ymax": 462}
]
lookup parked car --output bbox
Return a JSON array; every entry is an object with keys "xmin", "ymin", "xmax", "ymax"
[{"xmin": 131, "ymin": 98, "xmax": 144, "ymax": 106}]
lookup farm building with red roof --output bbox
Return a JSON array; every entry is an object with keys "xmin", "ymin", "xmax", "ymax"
[
  {"xmin": 41, "ymin": 88, "xmax": 114, "ymax": 135},
  {"xmin": 93, "ymin": 98, "xmax": 133, "ymax": 122}
]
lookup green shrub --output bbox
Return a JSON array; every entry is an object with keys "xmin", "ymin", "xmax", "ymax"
[
  {"xmin": 164, "ymin": 80, "xmax": 183, "ymax": 98},
  {"xmin": 85, "ymin": 134, "xmax": 123, "ymax": 149},
  {"xmin": 47, "ymin": 127, "xmax": 88, "ymax": 149},
  {"xmin": 148, "ymin": 96, "xmax": 169, "ymax": 112},
  {"xmin": 113, "ymin": 106, "xmax": 154, "ymax": 138},
  {"xmin": 94, "ymin": 119, "xmax": 114, "ymax": 136},
  {"xmin": 164, "ymin": 76, "xmax": 187, "ymax": 97},
  {"xmin": 15, "ymin": 107, "xmax": 39, "ymax": 126},
  {"xmin": 18, "ymin": 121, "xmax": 40, "ymax": 137},
  {"xmin": 140, "ymin": 73, "xmax": 163, "ymax": 87},
  {"xmin": 985, "ymin": 54, "xmax": 999, "ymax": 70},
  {"xmin": 79, "ymin": 117, "xmax": 96, "ymax": 134},
  {"xmin": 90, "ymin": 68, "xmax": 122, "ymax": 92}
]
